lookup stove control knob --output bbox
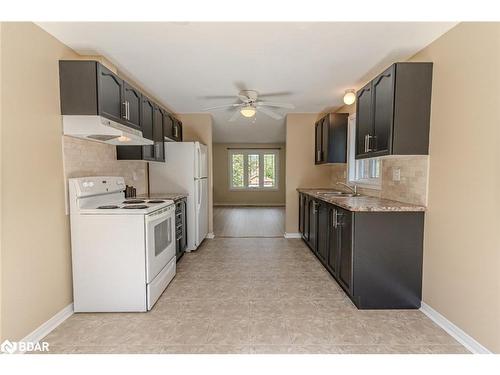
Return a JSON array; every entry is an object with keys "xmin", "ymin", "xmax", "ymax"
[
  {"xmin": 88, "ymin": 182, "xmax": 95, "ymax": 187},
  {"xmin": 82, "ymin": 182, "xmax": 89, "ymax": 188}
]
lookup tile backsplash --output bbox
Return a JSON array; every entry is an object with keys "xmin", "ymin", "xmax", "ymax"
[
  {"xmin": 63, "ymin": 136, "xmax": 148, "ymax": 194},
  {"xmin": 330, "ymin": 155, "xmax": 429, "ymax": 206}
]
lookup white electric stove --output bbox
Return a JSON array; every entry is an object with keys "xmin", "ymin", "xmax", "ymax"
[{"xmin": 68, "ymin": 176, "xmax": 176, "ymax": 312}]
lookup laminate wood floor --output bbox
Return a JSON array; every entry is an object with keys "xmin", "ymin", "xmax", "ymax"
[{"xmin": 213, "ymin": 206, "xmax": 285, "ymax": 238}]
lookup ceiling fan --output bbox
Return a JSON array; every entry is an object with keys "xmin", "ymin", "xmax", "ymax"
[{"xmin": 202, "ymin": 90, "xmax": 295, "ymax": 121}]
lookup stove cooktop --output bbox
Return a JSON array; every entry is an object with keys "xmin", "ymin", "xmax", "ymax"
[{"xmin": 122, "ymin": 205, "xmax": 149, "ymax": 209}]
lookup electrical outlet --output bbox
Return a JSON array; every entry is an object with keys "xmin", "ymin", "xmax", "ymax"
[
  {"xmin": 132, "ymin": 171, "xmax": 138, "ymax": 181},
  {"xmin": 392, "ymin": 168, "xmax": 401, "ymax": 182}
]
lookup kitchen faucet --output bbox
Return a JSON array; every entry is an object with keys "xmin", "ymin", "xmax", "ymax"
[{"xmin": 337, "ymin": 182, "xmax": 358, "ymax": 195}]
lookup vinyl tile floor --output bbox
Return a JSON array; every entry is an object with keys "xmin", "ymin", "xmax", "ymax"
[{"xmin": 43, "ymin": 238, "xmax": 469, "ymax": 354}]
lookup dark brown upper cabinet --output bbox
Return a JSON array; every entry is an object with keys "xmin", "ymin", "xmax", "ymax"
[
  {"xmin": 172, "ymin": 117, "xmax": 183, "ymax": 142},
  {"xmin": 151, "ymin": 105, "xmax": 165, "ymax": 162},
  {"xmin": 314, "ymin": 113, "xmax": 349, "ymax": 164},
  {"xmin": 355, "ymin": 62, "xmax": 433, "ymax": 159},
  {"xmin": 97, "ymin": 64, "xmax": 124, "ymax": 123},
  {"xmin": 122, "ymin": 82, "xmax": 142, "ymax": 131},
  {"xmin": 162, "ymin": 112, "xmax": 174, "ymax": 140}
]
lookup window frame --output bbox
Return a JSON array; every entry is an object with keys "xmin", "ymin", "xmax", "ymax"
[
  {"xmin": 228, "ymin": 149, "xmax": 280, "ymax": 191},
  {"xmin": 347, "ymin": 114, "xmax": 382, "ymax": 190}
]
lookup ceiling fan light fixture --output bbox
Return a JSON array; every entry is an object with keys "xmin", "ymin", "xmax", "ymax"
[
  {"xmin": 240, "ymin": 105, "xmax": 256, "ymax": 118},
  {"xmin": 343, "ymin": 89, "xmax": 356, "ymax": 105}
]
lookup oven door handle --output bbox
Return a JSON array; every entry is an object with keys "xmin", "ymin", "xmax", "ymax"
[{"xmin": 145, "ymin": 207, "xmax": 173, "ymax": 225}]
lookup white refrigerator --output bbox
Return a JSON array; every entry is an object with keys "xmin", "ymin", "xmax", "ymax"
[{"xmin": 149, "ymin": 142, "xmax": 208, "ymax": 251}]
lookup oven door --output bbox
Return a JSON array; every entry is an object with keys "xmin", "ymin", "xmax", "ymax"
[{"xmin": 145, "ymin": 205, "xmax": 176, "ymax": 283}]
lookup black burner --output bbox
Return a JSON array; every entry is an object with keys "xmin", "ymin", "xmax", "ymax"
[
  {"xmin": 148, "ymin": 200, "xmax": 165, "ymax": 203},
  {"xmin": 122, "ymin": 205, "xmax": 149, "ymax": 209},
  {"xmin": 97, "ymin": 205, "xmax": 119, "ymax": 209},
  {"xmin": 123, "ymin": 200, "xmax": 146, "ymax": 204}
]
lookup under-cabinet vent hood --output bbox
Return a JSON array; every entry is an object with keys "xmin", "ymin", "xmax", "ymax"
[{"xmin": 62, "ymin": 115, "xmax": 154, "ymax": 146}]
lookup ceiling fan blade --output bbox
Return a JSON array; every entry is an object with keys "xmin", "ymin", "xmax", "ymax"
[
  {"xmin": 228, "ymin": 109, "xmax": 241, "ymax": 122},
  {"xmin": 256, "ymin": 101, "xmax": 295, "ymax": 109},
  {"xmin": 203, "ymin": 103, "xmax": 242, "ymax": 111},
  {"xmin": 200, "ymin": 95, "xmax": 238, "ymax": 100},
  {"xmin": 257, "ymin": 106, "xmax": 283, "ymax": 120},
  {"xmin": 258, "ymin": 91, "xmax": 293, "ymax": 98},
  {"xmin": 238, "ymin": 94, "xmax": 250, "ymax": 102},
  {"xmin": 234, "ymin": 81, "xmax": 247, "ymax": 92}
]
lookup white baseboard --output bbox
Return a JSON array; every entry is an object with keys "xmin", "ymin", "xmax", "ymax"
[
  {"xmin": 420, "ymin": 302, "xmax": 491, "ymax": 354},
  {"xmin": 17, "ymin": 303, "xmax": 74, "ymax": 353},
  {"xmin": 206, "ymin": 232, "xmax": 215, "ymax": 239},
  {"xmin": 214, "ymin": 203, "xmax": 285, "ymax": 207},
  {"xmin": 284, "ymin": 232, "xmax": 302, "ymax": 239}
]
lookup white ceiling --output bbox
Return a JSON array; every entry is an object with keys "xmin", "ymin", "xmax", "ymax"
[{"xmin": 39, "ymin": 22, "xmax": 456, "ymax": 143}]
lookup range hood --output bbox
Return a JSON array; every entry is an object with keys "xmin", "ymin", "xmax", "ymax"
[{"xmin": 62, "ymin": 115, "xmax": 154, "ymax": 146}]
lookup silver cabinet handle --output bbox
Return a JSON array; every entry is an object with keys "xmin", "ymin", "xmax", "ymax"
[
  {"xmin": 317, "ymin": 150, "xmax": 321, "ymax": 161},
  {"xmin": 332, "ymin": 209, "xmax": 337, "ymax": 228},
  {"xmin": 122, "ymin": 102, "xmax": 127, "ymax": 119},
  {"xmin": 126, "ymin": 101, "xmax": 130, "ymax": 120},
  {"xmin": 364, "ymin": 134, "xmax": 373, "ymax": 153}
]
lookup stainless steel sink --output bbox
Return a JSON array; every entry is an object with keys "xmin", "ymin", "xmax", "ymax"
[{"xmin": 318, "ymin": 192, "xmax": 360, "ymax": 198}]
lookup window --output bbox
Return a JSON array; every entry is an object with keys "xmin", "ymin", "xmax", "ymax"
[
  {"xmin": 229, "ymin": 149, "xmax": 279, "ymax": 190},
  {"xmin": 347, "ymin": 115, "xmax": 381, "ymax": 189}
]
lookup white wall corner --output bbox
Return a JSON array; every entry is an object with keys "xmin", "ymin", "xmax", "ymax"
[
  {"xmin": 284, "ymin": 232, "xmax": 302, "ymax": 239},
  {"xmin": 420, "ymin": 302, "xmax": 492, "ymax": 354}
]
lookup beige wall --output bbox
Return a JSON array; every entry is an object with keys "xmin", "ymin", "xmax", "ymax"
[
  {"xmin": 409, "ymin": 22, "xmax": 500, "ymax": 353},
  {"xmin": 285, "ymin": 113, "xmax": 339, "ymax": 234},
  {"xmin": 177, "ymin": 113, "xmax": 214, "ymax": 234},
  {"xmin": 213, "ymin": 143, "xmax": 286, "ymax": 206},
  {"xmin": 0, "ymin": 22, "xmax": 78, "ymax": 341}
]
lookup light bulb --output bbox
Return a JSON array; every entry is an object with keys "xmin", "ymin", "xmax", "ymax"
[
  {"xmin": 117, "ymin": 136, "xmax": 131, "ymax": 142},
  {"xmin": 343, "ymin": 89, "xmax": 356, "ymax": 105},
  {"xmin": 240, "ymin": 106, "xmax": 256, "ymax": 118}
]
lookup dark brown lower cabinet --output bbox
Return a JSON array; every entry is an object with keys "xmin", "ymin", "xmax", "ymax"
[
  {"xmin": 316, "ymin": 200, "xmax": 329, "ymax": 264},
  {"xmin": 298, "ymin": 193, "xmax": 424, "ymax": 309},
  {"xmin": 307, "ymin": 198, "xmax": 317, "ymax": 252},
  {"xmin": 175, "ymin": 198, "xmax": 187, "ymax": 261}
]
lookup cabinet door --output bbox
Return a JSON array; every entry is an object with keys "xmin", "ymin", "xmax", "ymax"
[
  {"xmin": 317, "ymin": 201, "xmax": 329, "ymax": 263},
  {"xmin": 97, "ymin": 64, "xmax": 123, "ymax": 123},
  {"xmin": 298, "ymin": 193, "xmax": 305, "ymax": 236},
  {"xmin": 163, "ymin": 112, "xmax": 174, "ymax": 140},
  {"xmin": 122, "ymin": 82, "xmax": 142, "ymax": 130},
  {"xmin": 355, "ymin": 82, "xmax": 373, "ymax": 158},
  {"xmin": 308, "ymin": 199, "xmax": 317, "ymax": 251},
  {"xmin": 321, "ymin": 116, "xmax": 330, "ymax": 162},
  {"xmin": 153, "ymin": 105, "xmax": 165, "ymax": 162},
  {"xmin": 371, "ymin": 65, "xmax": 395, "ymax": 156},
  {"xmin": 327, "ymin": 206, "xmax": 340, "ymax": 277},
  {"xmin": 173, "ymin": 119, "xmax": 183, "ymax": 141},
  {"xmin": 337, "ymin": 208, "xmax": 353, "ymax": 293},
  {"xmin": 314, "ymin": 120, "xmax": 323, "ymax": 163},
  {"xmin": 181, "ymin": 199, "xmax": 187, "ymax": 252},
  {"xmin": 141, "ymin": 97, "xmax": 155, "ymax": 160},
  {"xmin": 304, "ymin": 195, "xmax": 310, "ymax": 241}
]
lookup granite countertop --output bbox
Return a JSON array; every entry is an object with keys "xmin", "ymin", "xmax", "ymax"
[
  {"xmin": 137, "ymin": 193, "xmax": 188, "ymax": 202},
  {"xmin": 297, "ymin": 188, "xmax": 426, "ymax": 212}
]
